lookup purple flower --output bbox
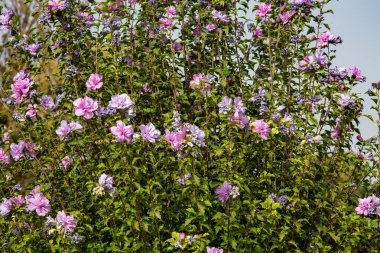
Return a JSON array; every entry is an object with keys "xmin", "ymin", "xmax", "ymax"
[
  {"xmin": 187, "ymin": 124, "xmax": 206, "ymax": 147},
  {"xmin": 256, "ymin": 3, "xmax": 271, "ymax": 18},
  {"xmin": 331, "ymin": 123, "xmax": 340, "ymax": 139},
  {"xmin": 171, "ymin": 42, "xmax": 183, "ymax": 51},
  {"xmin": 217, "ymin": 96, "xmax": 233, "ymax": 114},
  {"xmin": 40, "ymin": 95, "xmax": 56, "ymax": 110},
  {"xmin": 176, "ymin": 174, "xmax": 191, "ymax": 186},
  {"xmin": 47, "ymin": 0, "xmax": 65, "ymax": 11},
  {"xmin": 299, "ymin": 54, "xmax": 316, "ymax": 72},
  {"xmin": 0, "ymin": 198, "xmax": 12, "ymax": 216},
  {"xmin": 254, "ymin": 28, "xmax": 263, "ymax": 37},
  {"xmin": 56, "ymin": 211, "xmax": 76, "ymax": 233},
  {"xmin": 140, "ymin": 123, "xmax": 161, "ymax": 143},
  {"xmin": 26, "ymin": 193, "xmax": 51, "ymax": 216},
  {"xmin": 99, "ymin": 174, "xmax": 114, "ymax": 190},
  {"xmin": 73, "ymin": 96, "xmax": 98, "ymax": 119},
  {"xmin": 27, "ymin": 44, "xmax": 41, "ymax": 56},
  {"xmin": 207, "ymin": 246, "xmax": 224, "ymax": 253},
  {"xmin": 86, "ymin": 73, "xmax": 103, "ymax": 90},
  {"xmin": 0, "ymin": 148, "xmax": 10, "ymax": 164},
  {"xmin": 0, "ymin": 9, "xmax": 15, "ymax": 30},
  {"xmin": 215, "ymin": 181, "xmax": 232, "ymax": 202},
  {"xmin": 56, "ymin": 120, "xmax": 83, "ymax": 137},
  {"xmin": 314, "ymin": 50, "xmax": 328, "ymax": 68},
  {"xmin": 110, "ymin": 120, "xmax": 134, "ymax": 143},
  {"xmin": 211, "ymin": 10, "xmax": 229, "ymax": 23},
  {"xmin": 251, "ymin": 119, "xmax": 270, "ymax": 140},
  {"xmin": 61, "ymin": 156, "xmax": 71, "ymax": 168},
  {"xmin": 337, "ymin": 94, "xmax": 351, "ymax": 107},
  {"xmin": 10, "ymin": 142, "xmax": 25, "ymax": 161}
]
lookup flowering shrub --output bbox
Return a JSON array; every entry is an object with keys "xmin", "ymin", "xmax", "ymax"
[{"xmin": 0, "ymin": 0, "xmax": 379, "ymax": 252}]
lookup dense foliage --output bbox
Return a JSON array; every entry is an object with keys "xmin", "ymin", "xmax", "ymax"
[{"xmin": 0, "ymin": 0, "xmax": 380, "ymax": 252}]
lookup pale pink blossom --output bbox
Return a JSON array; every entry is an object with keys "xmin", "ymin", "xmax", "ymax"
[
  {"xmin": 256, "ymin": 3, "xmax": 271, "ymax": 18},
  {"xmin": 86, "ymin": 73, "xmax": 103, "ymax": 90},
  {"xmin": 73, "ymin": 96, "xmax": 98, "ymax": 119},
  {"xmin": 110, "ymin": 120, "xmax": 134, "ymax": 143},
  {"xmin": 26, "ymin": 193, "xmax": 51, "ymax": 216},
  {"xmin": 56, "ymin": 211, "xmax": 76, "ymax": 233}
]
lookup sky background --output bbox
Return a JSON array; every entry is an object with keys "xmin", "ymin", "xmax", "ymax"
[{"xmin": 325, "ymin": 0, "xmax": 380, "ymax": 139}]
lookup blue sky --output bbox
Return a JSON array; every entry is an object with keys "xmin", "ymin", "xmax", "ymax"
[{"xmin": 325, "ymin": 0, "xmax": 380, "ymax": 139}]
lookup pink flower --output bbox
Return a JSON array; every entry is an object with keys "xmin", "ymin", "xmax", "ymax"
[
  {"xmin": 278, "ymin": 10, "xmax": 296, "ymax": 25},
  {"xmin": 256, "ymin": 3, "xmax": 271, "ymax": 18},
  {"xmin": 0, "ymin": 148, "xmax": 10, "ymax": 164},
  {"xmin": 26, "ymin": 193, "xmax": 51, "ymax": 216},
  {"xmin": 207, "ymin": 247, "xmax": 224, "ymax": 253},
  {"xmin": 110, "ymin": 120, "xmax": 134, "ymax": 143},
  {"xmin": 165, "ymin": 128, "xmax": 187, "ymax": 151},
  {"xmin": 206, "ymin": 24, "xmax": 217, "ymax": 31},
  {"xmin": 86, "ymin": 73, "xmax": 103, "ymax": 90},
  {"xmin": 317, "ymin": 31, "xmax": 334, "ymax": 47},
  {"xmin": 47, "ymin": 0, "xmax": 65, "ymax": 11},
  {"xmin": 108, "ymin": 93, "xmax": 134, "ymax": 110},
  {"xmin": 331, "ymin": 123, "xmax": 339, "ymax": 139},
  {"xmin": 56, "ymin": 211, "xmax": 76, "ymax": 233},
  {"xmin": 26, "ymin": 104, "xmax": 38, "ymax": 117},
  {"xmin": 355, "ymin": 197, "xmax": 372, "ymax": 216},
  {"xmin": 251, "ymin": 119, "xmax": 270, "ymax": 140},
  {"xmin": 159, "ymin": 18, "xmax": 173, "ymax": 29},
  {"xmin": 140, "ymin": 123, "xmax": 161, "ymax": 143},
  {"xmin": 10, "ymin": 195, "xmax": 25, "ymax": 205},
  {"xmin": 254, "ymin": 28, "xmax": 263, "ymax": 37},
  {"xmin": 11, "ymin": 78, "xmax": 34, "ymax": 104},
  {"xmin": 73, "ymin": 96, "xmax": 98, "ymax": 119},
  {"xmin": 61, "ymin": 156, "xmax": 71, "ymax": 168},
  {"xmin": 166, "ymin": 6, "xmax": 177, "ymax": 18},
  {"xmin": 190, "ymin": 73, "xmax": 211, "ymax": 93},
  {"xmin": 349, "ymin": 67, "xmax": 365, "ymax": 81}
]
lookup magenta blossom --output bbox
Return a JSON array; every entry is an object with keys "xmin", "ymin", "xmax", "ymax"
[
  {"xmin": 254, "ymin": 28, "xmax": 263, "ymax": 37},
  {"xmin": 256, "ymin": 3, "xmax": 271, "ymax": 18},
  {"xmin": 317, "ymin": 31, "xmax": 334, "ymax": 47},
  {"xmin": 56, "ymin": 211, "xmax": 76, "ymax": 234},
  {"xmin": 278, "ymin": 10, "xmax": 296, "ymax": 25},
  {"xmin": 159, "ymin": 18, "xmax": 173, "ymax": 29},
  {"xmin": 86, "ymin": 73, "xmax": 103, "ymax": 90},
  {"xmin": 215, "ymin": 181, "xmax": 232, "ymax": 202},
  {"xmin": 207, "ymin": 247, "xmax": 224, "ymax": 253},
  {"xmin": 251, "ymin": 119, "xmax": 270, "ymax": 140},
  {"xmin": 140, "ymin": 123, "xmax": 161, "ymax": 143},
  {"xmin": 110, "ymin": 120, "xmax": 134, "ymax": 143},
  {"xmin": 73, "ymin": 96, "xmax": 98, "ymax": 119},
  {"xmin": 165, "ymin": 128, "xmax": 187, "ymax": 151},
  {"xmin": 166, "ymin": 6, "xmax": 177, "ymax": 18},
  {"xmin": 26, "ymin": 104, "xmax": 38, "ymax": 117},
  {"xmin": 11, "ymin": 78, "xmax": 34, "ymax": 104},
  {"xmin": 349, "ymin": 67, "xmax": 365, "ymax": 81},
  {"xmin": 26, "ymin": 193, "xmax": 51, "ymax": 216},
  {"xmin": 61, "ymin": 156, "xmax": 71, "ymax": 168}
]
